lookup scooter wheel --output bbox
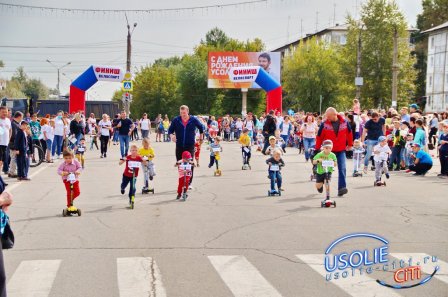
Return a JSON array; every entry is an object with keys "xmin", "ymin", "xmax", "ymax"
[
  {"xmin": 62, "ymin": 209, "xmax": 67, "ymax": 217},
  {"xmin": 278, "ymin": 191, "xmax": 281, "ymax": 196},
  {"xmin": 130, "ymin": 201, "xmax": 134, "ymax": 209},
  {"xmin": 383, "ymin": 182, "xmax": 386, "ymax": 186},
  {"xmin": 151, "ymin": 189, "xmax": 155, "ymax": 194},
  {"xmin": 268, "ymin": 191, "xmax": 271, "ymax": 196},
  {"xmin": 321, "ymin": 202, "xmax": 324, "ymax": 208},
  {"xmin": 333, "ymin": 201, "xmax": 336, "ymax": 207},
  {"xmin": 374, "ymin": 182, "xmax": 377, "ymax": 186},
  {"xmin": 77, "ymin": 209, "xmax": 82, "ymax": 216}
]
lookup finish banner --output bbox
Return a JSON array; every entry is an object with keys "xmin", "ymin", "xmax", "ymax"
[{"xmin": 208, "ymin": 52, "xmax": 281, "ymax": 89}]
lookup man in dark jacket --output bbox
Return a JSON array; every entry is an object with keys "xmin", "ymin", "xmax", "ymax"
[
  {"xmin": 168, "ymin": 105, "xmax": 204, "ymax": 187},
  {"xmin": 262, "ymin": 110, "xmax": 277, "ymax": 155},
  {"xmin": 316, "ymin": 107, "xmax": 353, "ymax": 196},
  {"xmin": 7, "ymin": 111, "xmax": 23, "ymax": 178}
]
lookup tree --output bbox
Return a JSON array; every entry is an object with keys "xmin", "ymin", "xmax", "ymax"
[
  {"xmin": 343, "ymin": 0, "xmax": 417, "ymax": 108},
  {"xmin": 11, "ymin": 66, "xmax": 28, "ymax": 87},
  {"xmin": 283, "ymin": 39, "xmax": 350, "ymax": 111},
  {"xmin": 0, "ymin": 60, "xmax": 4, "ymax": 68},
  {"xmin": 413, "ymin": 0, "xmax": 448, "ymax": 101},
  {"xmin": 130, "ymin": 64, "xmax": 180, "ymax": 119},
  {"xmin": 23, "ymin": 78, "xmax": 49, "ymax": 101}
]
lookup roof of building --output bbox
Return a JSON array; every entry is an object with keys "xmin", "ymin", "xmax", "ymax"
[
  {"xmin": 271, "ymin": 23, "xmax": 349, "ymax": 52},
  {"xmin": 422, "ymin": 21, "xmax": 448, "ymax": 34}
]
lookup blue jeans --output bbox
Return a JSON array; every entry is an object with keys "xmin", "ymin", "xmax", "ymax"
[
  {"xmin": 268, "ymin": 170, "xmax": 282, "ymax": 191},
  {"xmin": 335, "ymin": 151, "xmax": 347, "ymax": 190},
  {"xmin": 119, "ymin": 134, "xmax": 130, "ymax": 158},
  {"xmin": 52, "ymin": 135, "xmax": 64, "ymax": 157},
  {"xmin": 364, "ymin": 140, "xmax": 378, "ymax": 167},
  {"xmin": 113, "ymin": 130, "xmax": 119, "ymax": 142},
  {"xmin": 303, "ymin": 137, "xmax": 316, "ymax": 160},
  {"xmin": 389, "ymin": 146, "xmax": 402, "ymax": 169}
]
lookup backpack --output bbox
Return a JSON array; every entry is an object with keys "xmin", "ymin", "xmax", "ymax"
[{"xmin": 158, "ymin": 122, "xmax": 164, "ymax": 130}]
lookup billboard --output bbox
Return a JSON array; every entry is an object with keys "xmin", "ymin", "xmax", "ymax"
[{"xmin": 208, "ymin": 52, "xmax": 281, "ymax": 89}]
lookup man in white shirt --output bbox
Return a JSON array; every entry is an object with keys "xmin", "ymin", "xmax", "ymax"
[{"xmin": 0, "ymin": 107, "xmax": 11, "ymax": 171}]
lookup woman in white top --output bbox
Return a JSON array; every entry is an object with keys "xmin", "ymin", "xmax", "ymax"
[
  {"xmin": 97, "ymin": 114, "xmax": 112, "ymax": 158},
  {"xmin": 139, "ymin": 113, "xmax": 151, "ymax": 139},
  {"xmin": 42, "ymin": 118, "xmax": 55, "ymax": 163},
  {"xmin": 300, "ymin": 115, "xmax": 318, "ymax": 161},
  {"xmin": 52, "ymin": 111, "xmax": 67, "ymax": 159}
]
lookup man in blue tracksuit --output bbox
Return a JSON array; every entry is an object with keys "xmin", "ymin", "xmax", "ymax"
[{"xmin": 168, "ymin": 105, "xmax": 204, "ymax": 185}]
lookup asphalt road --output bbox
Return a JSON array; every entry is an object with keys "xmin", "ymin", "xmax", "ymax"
[{"xmin": 3, "ymin": 136, "xmax": 448, "ymax": 297}]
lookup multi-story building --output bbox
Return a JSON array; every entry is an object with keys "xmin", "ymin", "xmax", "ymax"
[{"xmin": 424, "ymin": 21, "xmax": 448, "ymax": 112}]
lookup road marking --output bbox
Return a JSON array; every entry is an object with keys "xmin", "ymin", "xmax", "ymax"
[
  {"xmin": 296, "ymin": 254, "xmax": 401, "ymax": 297},
  {"xmin": 117, "ymin": 257, "xmax": 166, "ymax": 297},
  {"xmin": 6, "ymin": 163, "xmax": 51, "ymax": 192},
  {"xmin": 7, "ymin": 259, "xmax": 61, "ymax": 297},
  {"xmin": 391, "ymin": 253, "xmax": 448, "ymax": 285},
  {"xmin": 208, "ymin": 255, "xmax": 282, "ymax": 297}
]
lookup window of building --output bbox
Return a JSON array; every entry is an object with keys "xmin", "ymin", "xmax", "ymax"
[
  {"xmin": 429, "ymin": 76, "xmax": 433, "ymax": 86},
  {"xmin": 431, "ymin": 37, "xmax": 435, "ymax": 48},
  {"xmin": 430, "ymin": 56, "xmax": 434, "ymax": 66},
  {"xmin": 445, "ymin": 94, "xmax": 448, "ymax": 105},
  {"xmin": 340, "ymin": 35, "xmax": 347, "ymax": 45}
]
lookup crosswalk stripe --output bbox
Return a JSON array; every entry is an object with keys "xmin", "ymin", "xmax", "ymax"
[
  {"xmin": 208, "ymin": 255, "xmax": 283, "ymax": 297},
  {"xmin": 296, "ymin": 254, "xmax": 401, "ymax": 297},
  {"xmin": 117, "ymin": 257, "xmax": 166, "ymax": 297},
  {"xmin": 7, "ymin": 260, "xmax": 61, "ymax": 297},
  {"xmin": 391, "ymin": 253, "xmax": 448, "ymax": 285}
]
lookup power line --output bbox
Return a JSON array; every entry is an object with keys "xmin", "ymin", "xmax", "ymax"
[{"xmin": 0, "ymin": 0, "xmax": 267, "ymax": 13}]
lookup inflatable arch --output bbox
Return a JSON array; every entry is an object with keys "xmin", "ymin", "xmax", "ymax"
[
  {"xmin": 69, "ymin": 65, "xmax": 124, "ymax": 113},
  {"xmin": 229, "ymin": 66, "xmax": 282, "ymax": 113}
]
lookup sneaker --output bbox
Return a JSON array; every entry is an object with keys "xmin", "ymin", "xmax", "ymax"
[
  {"xmin": 208, "ymin": 164, "xmax": 212, "ymax": 168},
  {"xmin": 437, "ymin": 173, "xmax": 447, "ymax": 177},
  {"xmin": 100, "ymin": 155, "xmax": 104, "ymax": 158},
  {"xmin": 104, "ymin": 153, "xmax": 107, "ymax": 158},
  {"xmin": 385, "ymin": 173, "xmax": 390, "ymax": 179},
  {"xmin": 188, "ymin": 185, "xmax": 193, "ymax": 190},
  {"xmin": 413, "ymin": 173, "xmax": 421, "ymax": 176},
  {"xmin": 121, "ymin": 188, "xmax": 125, "ymax": 194},
  {"xmin": 176, "ymin": 195, "xmax": 181, "ymax": 200},
  {"xmin": 337, "ymin": 188, "xmax": 348, "ymax": 197},
  {"xmin": 405, "ymin": 169, "xmax": 412, "ymax": 173},
  {"xmin": 317, "ymin": 186, "xmax": 323, "ymax": 193},
  {"xmin": 363, "ymin": 166, "xmax": 368, "ymax": 174}
]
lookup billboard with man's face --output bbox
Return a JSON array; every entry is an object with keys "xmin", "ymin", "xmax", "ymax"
[{"xmin": 207, "ymin": 52, "xmax": 281, "ymax": 89}]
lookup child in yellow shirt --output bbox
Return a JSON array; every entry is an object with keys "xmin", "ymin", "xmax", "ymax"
[
  {"xmin": 239, "ymin": 128, "xmax": 252, "ymax": 170},
  {"xmin": 139, "ymin": 137, "xmax": 156, "ymax": 193}
]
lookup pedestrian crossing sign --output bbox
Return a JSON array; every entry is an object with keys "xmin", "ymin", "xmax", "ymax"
[{"xmin": 122, "ymin": 80, "xmax": 133, "ymax": 91}]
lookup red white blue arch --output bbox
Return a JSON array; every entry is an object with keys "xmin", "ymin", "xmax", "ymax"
[
  {"xmin": 69, "ymin": 65, "xmax": 124, "ymax": 113},
  {"xmin": 229, "ymin": 66, "xmax": 282, "ymax": 113}
]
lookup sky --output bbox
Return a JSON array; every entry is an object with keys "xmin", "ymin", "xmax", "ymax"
[{"xmin": 0, "ymin": 0, "xmax": 422, "ymax": 100}]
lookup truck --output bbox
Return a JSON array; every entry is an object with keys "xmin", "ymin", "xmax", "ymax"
[{"xmin": 0, "ymin": 97, "xmax": 121, "ymax": 117}]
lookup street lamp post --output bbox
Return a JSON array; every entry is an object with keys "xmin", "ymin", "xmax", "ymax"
[
  {"xmin": 124, "ymin": 14, "xmax": 137, "ymax": 115},
  {"xmin": 46, "ymin": 60, "xmax": 71, "ymax": 98}
]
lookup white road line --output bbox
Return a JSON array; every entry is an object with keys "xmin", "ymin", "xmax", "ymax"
[
  {"xmin": 296, "ymin": 254, "xmax": 401, "ymax": 297},
  {"xmin": 208, "ymin": 255, "xmax": 283, "ymax": 297},
  {"xmin": 7, "ymin": 259, "xmax": 61, "ymax": 297},
  {"xmin": 391, "ymin": 253, "xmax": 448, "ymax": 285},
  {"xmin": 6, "ymin": 163, "xmax": 51, "ymax": 192},
  {"xmin": 117, "ymin": 257, "xmax": 166, "ymax": 297}
]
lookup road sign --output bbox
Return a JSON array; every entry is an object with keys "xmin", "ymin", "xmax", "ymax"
[
  {"xmin": 122, "ymin": 80, "xmax": 133, "ymax": 91},
  {"xmin": 123, "ymin": 72, "xmax": 132, "ymax": 80},
  {"xmin": 355, "ymin": 77, "xmax": 364, "ymax": 86}
]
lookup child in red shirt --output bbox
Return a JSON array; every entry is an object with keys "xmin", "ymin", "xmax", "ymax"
[
  {"xmin": 176, "ymin": 151, "xmax": 194, "ymax": 200},
  {"xmin": 119, "ymin": 144, "xmax": 145, "ymax": 204}
]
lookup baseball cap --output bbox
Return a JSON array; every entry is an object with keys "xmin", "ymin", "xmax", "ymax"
[
  {"xmin": 409, "ymin": 103, "xmax": 419, "ymax": 109},
  {"xmin": 182, "ymin": 151, "xmax": 192, "ymax": 159},
  {"xmin": 378, "ymin": 136, "xmax": 387, "ymax": 142},
  {"xmin": 322, "ymin": 140, "xmax": 333, "ymax": 147},
  {"xmin": 269, "ymin": 136, "xmax": 276, "ymax": 141},
  {"xmin": 412, "ymin": 143, "xmax": 421, "ymax": 148}
]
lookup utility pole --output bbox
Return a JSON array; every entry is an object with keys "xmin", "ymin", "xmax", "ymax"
[
  {"xmin": 46, "ymin": 60, "xmax": 71, "ymax": 98},
  {"xmin": 315, "ymin": 11, "xmax": 319, "ymax": 32},
  {"xmin": 355, "ymin": 25, "xmax": 364, "ymax": 101},
  {"xmin": 392, "ymin": 26, "xmax": 399, "ymax": 109},
  {"xmin": 124, "ymin": 14, "xmax": 137, "ymax": 115}
]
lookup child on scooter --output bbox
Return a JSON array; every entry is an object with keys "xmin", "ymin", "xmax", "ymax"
[
  {"xmin": 194, "ymin": 137, "xmax": 202, "ymax": 167},
  {"xmin": 373, "ymin": 136, "xmax": 391, "ymax": 185},
  {"xmin": 119, "ymin": 145, "xmax": 145, "ymax": 203},
  {"xmin": 176, "ymin": 151, "xmax": 194, "ymax": 200},
  {"xmin": 266, "ymin": 148, "xmax": 285, "ymax": 195},
  {"xmin": 239, "ymin": 128, "xmax": 251, "ymax": 169},
  {"xmin": 208, "ymin": 136, "xmax": 223, "ymax": 170},
  {"xmin": 313, "ymin": 140, "xmax": 337, "ymax": 194},
  {"xmin": 352, "ymin": 139, "xmax": 365, "ymax": 176},
  {"xmin": 57, "ymin": 149, "xmax": 82, "ymax": 211},
  {"xmin": 265, "ymin": 136, "xmax": 278, "ymax": 156},
  {"xmin": 138, "ymin": 137, "xmax": 155, "ymax": 193}
]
